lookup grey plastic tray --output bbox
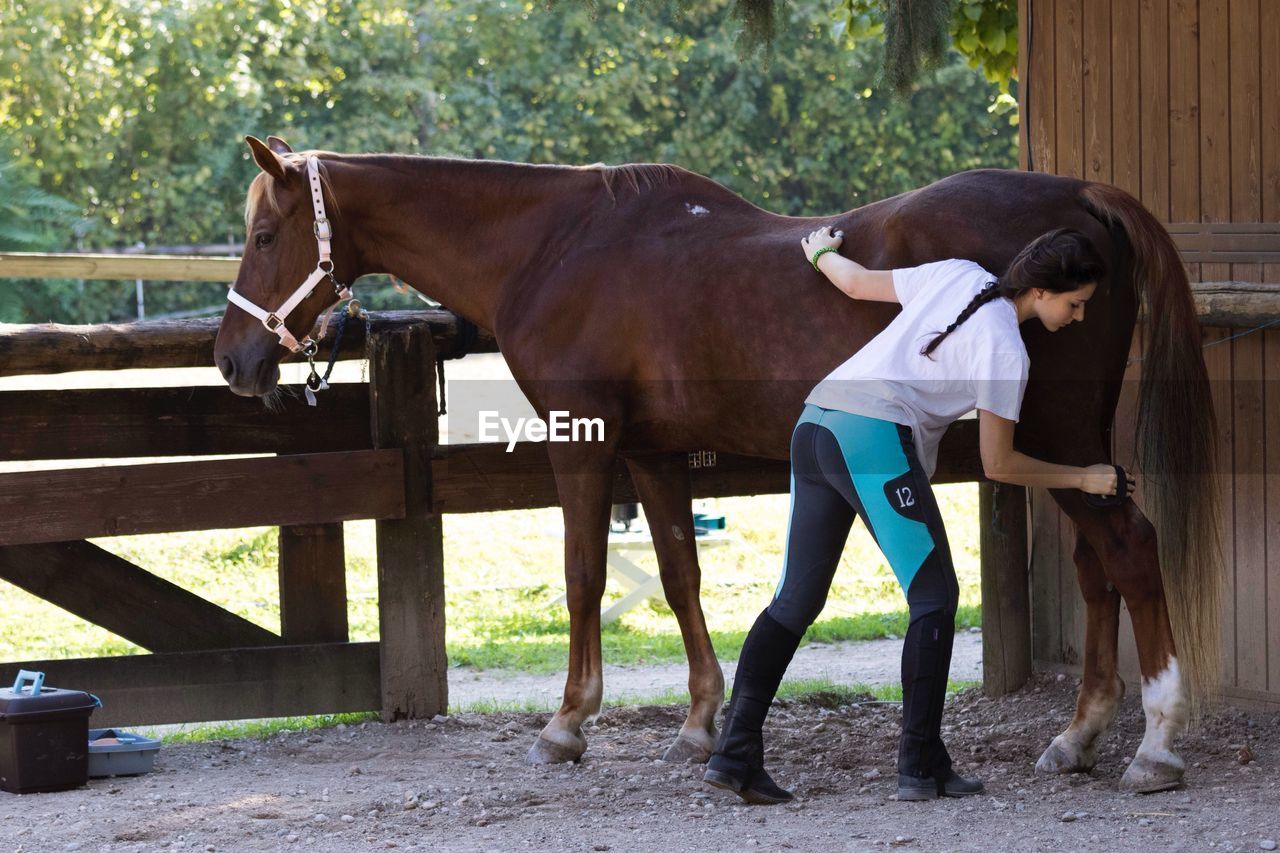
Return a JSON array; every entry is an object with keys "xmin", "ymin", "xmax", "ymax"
[{"xmin": 87, "ymin": 729, "xmax": 161, "ymax": 778}]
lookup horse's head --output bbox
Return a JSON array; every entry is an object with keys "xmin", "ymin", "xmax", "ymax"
[{"xmin": 214, "ymin": 135, "xmax": 353, "ymax": 397}]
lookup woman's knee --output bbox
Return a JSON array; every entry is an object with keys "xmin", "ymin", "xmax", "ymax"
[
  {"xmin": 766, "ymin": 598, "xmax": 822, "ymax": 637},
  {"xmin": 905, "ymin": 550, "xmax": 959, "ymax": 618}
]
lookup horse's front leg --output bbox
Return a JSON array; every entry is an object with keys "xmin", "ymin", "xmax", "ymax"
[
  {"xmin": 1035, "ymin": 529, "xmax": 1125, "ymax": 775},
  {"xmin": 625, "ymin": 453, "xmax": 724, "ymax": 763},
  {"xmin": 526, "ymin": 438, "xmax": 618, "ymax": 765},
  {"xmin": 1059, "ymin": 494, "xmax": 1188, "ymax": 792}
]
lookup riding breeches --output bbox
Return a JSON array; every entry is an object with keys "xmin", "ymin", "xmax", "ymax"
[{"xmin": 766, "ymin": 403, "xmax": 960, "ymax": 778}]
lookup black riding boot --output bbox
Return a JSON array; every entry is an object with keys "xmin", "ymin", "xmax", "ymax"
[
  {"xmin": 895, "ymin": 608, "xmax": 984, "ymax": 800},
  {"xmin": 703, "ymin": 609, "xmax": 803, "ymax": 805}
]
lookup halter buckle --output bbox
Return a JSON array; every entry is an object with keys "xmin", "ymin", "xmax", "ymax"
[
  {"xmin": 264, "ymin": 313, "xmax": 284, "ymax": 331},
  {"xmin": 313, "ymin": 219, "xmax": 333, "ymax": 240}
]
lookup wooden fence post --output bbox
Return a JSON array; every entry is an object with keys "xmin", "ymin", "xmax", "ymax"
[
  {"xmin": 369, "ymin": 323, "xmax": 448, "ymax": 720},
  {"xmin": 979, "ymin": 480, "xmax": 1032, "ymax": 696},
  {"xmin": 278, "ymin": 523, "xmax": 349, "ymax": 644}
]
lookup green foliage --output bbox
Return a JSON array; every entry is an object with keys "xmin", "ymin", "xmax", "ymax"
[
  {"xmin": 0, "ymin": 153, "xmax": 83, "ymax": 251},
  {"xmin": 0, "ymin": 0, "xmax": 1015, "ymax": 323},
  {"xmin": 833, "ymin": 0, "xmax": 1018, "ymax": 98}
]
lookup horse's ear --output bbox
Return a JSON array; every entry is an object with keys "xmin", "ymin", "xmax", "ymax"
[
  {"xmin": 266, "ymin": 136, "xmax": 293, "ymax": 155},
  {"xmin": 246, "ymin": 135, "xmax": 288, "ymax": 182}
]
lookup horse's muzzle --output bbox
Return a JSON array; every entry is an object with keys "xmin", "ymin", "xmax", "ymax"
[{"xmin": 217, "ymin": 353, "xmax": 280, "ymax": 397}]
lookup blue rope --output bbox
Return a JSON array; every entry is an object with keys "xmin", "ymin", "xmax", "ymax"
[{"xmin": 1127, "ymin": 317, "xmax": 1280, "ymax": 366}]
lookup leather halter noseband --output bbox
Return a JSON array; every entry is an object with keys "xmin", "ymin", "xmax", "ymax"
[{"xmin": 227, "ymin": 155, "xmax": 352, "ymax": 353}]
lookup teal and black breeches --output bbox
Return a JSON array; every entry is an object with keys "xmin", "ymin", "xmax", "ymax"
[{"xmin": 766, "ymin": 402, "xmax": 960, "ymax": 776}]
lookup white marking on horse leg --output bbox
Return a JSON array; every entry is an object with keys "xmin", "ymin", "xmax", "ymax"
[
  {"xmin": 1134, "ymin": 657, "xmax": 1187, "ymax": 767},
  {"xmin": 1119, "ymin": 658, "xmax": 1188, "ymax": 791}
]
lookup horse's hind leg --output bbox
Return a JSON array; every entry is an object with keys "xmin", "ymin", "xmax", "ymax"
[
  {"xmin": 1035, "ymin": 530, "xmax": 1125, "ymax": 775},
  {"xmin": 625, "ymin": 453, "xmax": 724, "ymax": 763},
  {"xmin": 526, "ymin": 440, "xmax": 617, "ymax": 765},
  {"xmin": 1060, "ymin": 495, "xmax": 1188, "ymax": 792}
]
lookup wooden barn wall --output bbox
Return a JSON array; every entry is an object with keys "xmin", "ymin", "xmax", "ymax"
[{"xmin": 1017, "ymin": 0, "xmax": 1280, "ymax": 707}]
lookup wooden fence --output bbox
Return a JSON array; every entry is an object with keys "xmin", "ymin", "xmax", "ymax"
[
  {"xmin": 2, "ymin": 251, "xmax": 1275, "ymax": 724},
  {"xmin": 0, "ymin": 304, "xmax": 998, "ymax": 726}
]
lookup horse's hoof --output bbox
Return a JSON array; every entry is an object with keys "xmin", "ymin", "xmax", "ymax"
[
  {"xmin": 1120, "ymin": 754, "xmax": 1184, "ymax": 793},
  {"xmin": 662, "ymin": 734, "xmax": 713, "ymax": 764},
  {"xmin": 525, "ymin": 734, "xmax": 585, "ymax": 765},
  {"xmin": 1035, "ymin": 738, "xmax": 1096, "ymax": 775}
]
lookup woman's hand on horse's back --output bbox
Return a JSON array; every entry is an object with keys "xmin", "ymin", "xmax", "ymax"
[{"xmin": 801, "ymin": 225, "xmax": 844, "ymax": 258}]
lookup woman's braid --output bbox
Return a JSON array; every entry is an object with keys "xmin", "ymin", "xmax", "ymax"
[{"xmin": 920, "ymin": 280, "xmax": 1002, "ymax": 358}]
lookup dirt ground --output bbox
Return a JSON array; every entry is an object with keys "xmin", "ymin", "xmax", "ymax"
[{"xmin": 4, "ymin": 672, "xmax": 1277, "ymax": 853}]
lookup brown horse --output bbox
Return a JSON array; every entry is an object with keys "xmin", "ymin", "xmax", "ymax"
[{"xmin": 214, "ymin": 136, "xmax": 1220, "ymax": 793}]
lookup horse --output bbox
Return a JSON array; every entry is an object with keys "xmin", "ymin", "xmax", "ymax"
[{"xmin": 214, "ymin": 136, "xmax": 1220, "ymax": 793}]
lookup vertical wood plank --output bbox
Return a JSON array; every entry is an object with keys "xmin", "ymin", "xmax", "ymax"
[
  {"xmin": 1199, "ymin": 0, "xmax": 1232, "ymax": 286},
  {"xmin": 980, "ymin": 482, "xmax": 1032, "ymax": 696},
  {"xmin": 1202, "ymin": 328, "xmax": 1237, "ymax": 686},
  {"xmin": 1139, "ymin": 0, "xmax": 1171, "ymax": 219},
  {"xmin": 1231, "ymin": 332, "xmax": 1267, "ymax": 692},
  {"xmin": 1083, "ymin": 0, "xmax": 1113, "ymax": 184},
  {"xmin": 1227, "ymin": 0, "xmax": 1267, "ymax": 694},
  {"xmin": 370, "ymin": 324, "xmax": 448, "ymax": 720},
  {"xmin": 1029, "ymin": 0, "xmax": 1058, "ymax": 174},
  {"xmin": 1169, "ymin": 0, "xmax": 1201, "ymax": 279},
  {"xmin": 1263, "ymin": 0, "xmax": 1280, "ymax": 694},
  {"xmin": 1227, "ymin": 0, "xmax": 1262, "ymax": 285},
  {"xmin": 1196, "ymin": 0, "xmax": 1232, "ymax": 684},
  {"xmin": 278, "ymin": 523, "xmax": 349, "ymax": 644},
  {"xmin": 1263, "ymin": 0, "xmax": 1280, "ymax": 277},
  {"xmin": 1019, "ymin": 0, "xmax": 1032, "ymax": 171},
  {"xmin": 1110, "ymin": 0, "xmax": 1141, "ymax": 196},
  {"xmin": 1266, "ymin": 329, "xmax": 1279, "ymax": 694},
  {"xmin": 1056, "ymin": 0, "xmax": 1086, "ymax": 178}
]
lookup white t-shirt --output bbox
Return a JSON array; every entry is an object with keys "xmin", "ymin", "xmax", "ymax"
[{"xmin": 805, "ymin": 258, "xmax": 1030, "ymax": 478}]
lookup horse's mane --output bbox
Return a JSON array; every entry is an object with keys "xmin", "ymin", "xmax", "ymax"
[{"xmin": 244, "ymin": 153, "xmax": 689, "ymax": 226}]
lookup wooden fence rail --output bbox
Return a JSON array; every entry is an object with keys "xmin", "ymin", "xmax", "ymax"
[
  {"xmin": 0, "ymin": 309, "xmax": 498, "ymax": 377},
  {"xmin": 3, "ymin": 251, "xmax": 1276, "ymax": 332}
]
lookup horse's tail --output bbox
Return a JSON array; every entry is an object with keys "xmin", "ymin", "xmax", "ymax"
[{"xmin": 1080, "ymin": 182, "xmax": 1222, "ymax": 714}]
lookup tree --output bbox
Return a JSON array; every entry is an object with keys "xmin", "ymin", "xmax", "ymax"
[
  {"xmin": 0, "ymin": 0, "xmax": 1016, "ymax": 322},
  {"xmin": 720, "ymin": 0, "xmax": 1017, "ymax": 98}
]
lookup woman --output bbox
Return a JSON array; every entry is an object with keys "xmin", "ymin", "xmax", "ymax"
[{"xmin": 703, "ymin": 226, "xmax": 1134, "ymax": 805}]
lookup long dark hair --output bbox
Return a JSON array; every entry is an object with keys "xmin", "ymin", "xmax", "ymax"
[{"xmin": 919, "ymin": 228, "xmax": 1106, "ymax": 358}]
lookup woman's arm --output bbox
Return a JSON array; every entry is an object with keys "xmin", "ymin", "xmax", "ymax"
[
  {"xmin": 979, "ymin": 409, "xmax": 1131, "ymax": 494},
  {"xmin": 801, "ymin": 226, "xmax": 898, "ymax": 303}
]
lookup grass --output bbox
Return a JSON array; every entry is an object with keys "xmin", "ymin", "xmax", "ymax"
[
  {"xmin": 154, "ymin": 712, "xmax": 380, "ymax": 744},
  {"xmin": 0, "ymin": 488, "xmax": 983, "ymax": 671},
  {"xmin": 141, "ymin": 679, "xmax": 984, "ymax": 743}
]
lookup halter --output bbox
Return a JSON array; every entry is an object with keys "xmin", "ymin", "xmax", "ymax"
[{"xmin": 227, "ymin": 155, "xmax": 353, "ymax": 354}]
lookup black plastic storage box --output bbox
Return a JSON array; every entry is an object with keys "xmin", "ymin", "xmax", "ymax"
[{"xmin": 0, "ymin": 671, "xmax": 98, "ymax": 794}]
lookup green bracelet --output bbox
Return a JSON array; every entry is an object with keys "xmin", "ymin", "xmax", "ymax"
[{"xmin": 810, "ymin": 246, "xmax": 838, "ymax": 271}]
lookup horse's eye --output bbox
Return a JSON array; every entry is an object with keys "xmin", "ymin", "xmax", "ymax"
[{"xmin": 254, "ymin": 233, "xmax": 275, "ymax": 249}]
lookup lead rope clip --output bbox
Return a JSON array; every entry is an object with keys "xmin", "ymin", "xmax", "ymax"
[{"xmin": 303, "ymin": 340, "xmax": 327, "ymax": 407}]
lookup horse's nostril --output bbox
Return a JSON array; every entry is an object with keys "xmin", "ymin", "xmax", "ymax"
[{"xmin": 216, "ymin": 355, "xmax": 236, "ymax": 384}]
